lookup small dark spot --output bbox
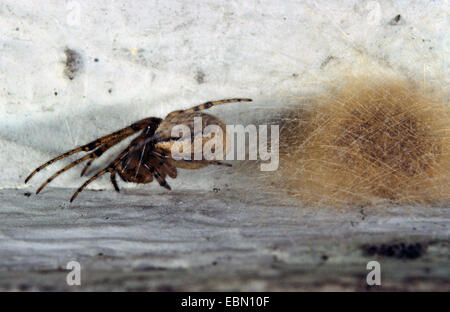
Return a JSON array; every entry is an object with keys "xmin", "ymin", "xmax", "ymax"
[
  {"xmin": 367, "ymin": 246, "xmax": 377, "ymax": 255},
  {"xmin": 64, "ymin": 48, "xmax": 83, "ymax": 80},
  {"xmin": 320, "ymin": 56, "xmax": 335, "ymax": 69},
  {"xmin": 292, "ymin": 73, "xmax": 298, "ymax": 77},
  {"xmin": 54, "ymin": 91, "xmax": 58, "ymax": 96},
  {"xmin": 389, "ymin": 14, "xmax": 402, "ymax": 25},
  {"xmin": 213, "ymin": 187, "xmax": 220, "ymax": 193},
  {"xmin": 212, "ymin": 261, "xmax": 218, "ymax": 266},
  {"xmin": 16, "ymin": 27, "xmax": 19, "ymax": 31},
  {"xmin": 195, "ymin": 70, "xmax": 205, "ymax": 84},
  {"xmin": 360, "ymin": 207, "xmax": 366, "ymax": 220},
  {"xmin": 321, "ymin": 255, "xmax": 329, "ymax": 261},
  {"xmin": 97, "ymin": 252, "xmax": 104, "ymax": 257},
  {"xmin": 94, "ymin": 58, "xmax": 99, "ymax": 62},
  {"xmin": 108, "ymin": 88, "xmax": 112, "ymax": 94},
  {"xmin": 24, "ymin": 192, "xmax": 31, "ymax": 197}
]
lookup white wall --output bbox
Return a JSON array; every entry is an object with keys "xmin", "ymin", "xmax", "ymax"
[{"xmin": 0, "ymin": 0, "xmax": 447, "ymax": 191}]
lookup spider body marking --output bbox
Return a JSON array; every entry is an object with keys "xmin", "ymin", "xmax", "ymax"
[{"xmin": 24, "ymin": 98, "xmax": 252, "ymax": 202}]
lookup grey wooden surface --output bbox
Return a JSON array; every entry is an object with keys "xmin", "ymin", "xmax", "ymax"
[{"xmin": 0, "ymin": 187, "xmax": 448, "ymax": 291}]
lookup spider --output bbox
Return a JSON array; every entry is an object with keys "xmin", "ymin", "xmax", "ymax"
[{"xmin": 25, "ymin": 98, "xmax": 252, "ymax": 202}]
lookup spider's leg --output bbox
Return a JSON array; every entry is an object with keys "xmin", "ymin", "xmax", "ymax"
[
  {"xmin": 70, "ymin": 167, "xmax": 113, "ymax": 202},
  {"xmin": 25, "ymin": 147, "xmax": 90, "ymax": 184},
  {"xmin": 80, "ymin": 133, "xmax": 130, "ymax": 177},
  {"xmin": 80, "ymin": 158, "xmax": 95, "ymax": 177},
  {"xmin": 156, "ymin": 176, "xmax": 171, "ymax": 190},
  {"xmin": 70, "ymin": 138, "xmax": 148, "ymax": 202},
  {"xmin": 165, "ymin": 98, "xmax": 252, "ymax": 118},
  {"xmin": 153, "ymin": 168, "xmax": 171, "ymax": 190},
  {"xmin": 152, "ymin": 150, "xmax": 177, "ymax": 178},
  {"xmin": 110, "ymin": 171, "xmax": 120, "ymax": 192},
  {"xmin": 37, "ymin": 132, "xmax": 142, "ymax": 194},
  {"xmin": 161, "ymin": 161, "xmax": 178, "ymax": 178},
  {"xmin": 35, "ymin": 153, "xmax": 93, "ymax": 194},
  {"xmin": 143, "ymin": 162, "xmax": 171, "ymax": 190},
  {"xmin": 25, "ymin": 117, "xmax": 162, "ymax": 183}
]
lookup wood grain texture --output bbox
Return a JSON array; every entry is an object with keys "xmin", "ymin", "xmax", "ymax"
[{"xmin": 0, "ymin": 188, "xmax": 448, "ymax": 291}]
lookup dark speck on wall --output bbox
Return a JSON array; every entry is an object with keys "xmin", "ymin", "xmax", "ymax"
[
  {"xmin": 320, "ymin": 56, "xmax": 335, "ymax": 69},
  {"xmin": 196, "ymin": 70, "xmax": 205, "ymax": 84},
  {"xmin": 389, "ymin": 14, "xmax": 402, "ymax": 25},
  {"xmin": 64, "ymin": 48, "xmax": 83, "ymax": 80}
]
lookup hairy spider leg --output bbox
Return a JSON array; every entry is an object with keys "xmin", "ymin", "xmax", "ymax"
[
  {"xmin": 35, "ymin": 133, "xmax": 131, "ymax": 194},
  {"xmin": 69, "ymin": 136, "xmax": 152, "ymax": 202},
  {"xmin": 110, "ymin": 171, "xmax": 120, "ymax": 192},
  {"xmin": 81, "ymin": 133, "xmax": 132, "ymax": 178},
  {"xmin": 70, "ymin": 167, "xmax": 114, "ymax": 202},
  {"xmin": 147, "ymin": 152, "xmax": 175, "ymax": 189},
  {"xmin": 69, "ymin": 133, "xmax": 172, "ymax": 202},
  {"xmin": 24, "ymin": 117, "xmax": 162, "ymax": 183},
  {"xmin": 153, "ymin": 168, "xmax": 171, "ymax": 190},
  {"xmin": 140, "ymin": 158, "xmax": 171, "ymax": 190},
  {"xmin": 165, "ymin": 98, "xmax": 252, "ymax": 118},
  {"xmin": 79, "ymin": 129, "xmax": 139, "ymax": 177},
  {"xmin": 152, "ymin": 149, "xmax": 178, "ymax": 178}
]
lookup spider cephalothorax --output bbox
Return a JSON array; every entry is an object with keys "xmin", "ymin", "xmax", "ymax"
[{"xmin": 25, "ymin": 98, "xmax": 252, "ymax": 202}]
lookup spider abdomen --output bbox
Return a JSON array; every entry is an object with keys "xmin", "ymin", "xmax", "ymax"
[{"xmin": 155, "ymin": 112, "xmax": 230, "ymax": 168}]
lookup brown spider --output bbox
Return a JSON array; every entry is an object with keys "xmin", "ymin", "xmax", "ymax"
[{"xmin": 25, "ymin": 98, "xmax": 252, "ymax": 202}]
